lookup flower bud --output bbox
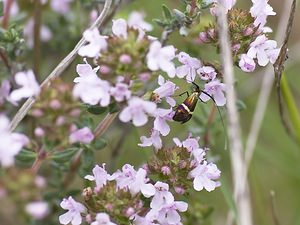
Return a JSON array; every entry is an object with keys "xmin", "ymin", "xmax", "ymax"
[
  {"xmin": 99, "ymin": 65, "xmax": 111, "ymax": 74},
  {"xmin": 34, "ymin": 127, "xmax": 45, "ymax": 137},
  {"xmin": 161, "ymin": 166, "xmax": 171, "ymax": 176},
  {"xmin": 49, "ymin": 99, "xmax": 61, "ymax": 109},
  {"xmin": 175, "ymin": 186, "xmax": 185, "ymax": 194},
  {"xmin": 199, "ymin": 32, "xmax": 209, "ymax": 43},
  {"xmin": 119, "ymin": 54, "xmax": 132, "ymax": 64}
]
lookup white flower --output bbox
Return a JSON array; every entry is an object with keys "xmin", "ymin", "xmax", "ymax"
[
  {"xmin": 247, "ymin": 35, "xmax": 279, "ymax": 66},
  {"xmin": 200, "ymin": 79, "xmax": 226, "ymax": 106},
  {"xmin": 78, "ymin": 28, "xmax": 108, "ymax": 58},
  {"xmin": 59, "ymin": 196, "xmax": 86, "ymax": 225},
  {"xmin": 10, "ymin": 70, "xmax": 40, "ymax": 103},
  {"xmin": 147, "ymin": 41, "xmax": 176, "ymax": 78},
  {"xmin": 73, "ymin": 63, "xmax": 111, "ymax": 106},
  {"xmin": 119, "ymin": 97, "xmax": 156, "ymax": 127},
  {"xmin": 189, "ymin": 161, "xmax": 221, "ymax": 192}
]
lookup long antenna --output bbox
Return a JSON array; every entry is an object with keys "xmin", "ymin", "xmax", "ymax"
[{"xmin": 199, "ymin": 90, "xmax": 228, "ymax": 150}]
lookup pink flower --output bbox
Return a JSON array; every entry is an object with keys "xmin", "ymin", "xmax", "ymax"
[
  {"xmin": 176, "ymin": 52, "xmax": 201, "ymax": 82},
  {"xmin": 50, "ymin": 0, "xmax": 73, "ymax": 14},
  {"xmin": 25, "ymin": 201, "xmax": 49, "ymax": 219},
  {"xmin": 197, "ymin": 66, "xmax": 217, "ymax": 81},
  {"xmin": 190, "ymin": 148, "xmax": 206, "ymax": 166},
  {"xmin": 189, "ymin": 161, "xmax": 221, "ymax": 192},
  {"xmin": 73, "ymin": 63, "xmax": 111, "ymax": 106},
  {"xmin": 250, "ymin": 0, "xmax": 276, "ymax": 28},
  {"xmin": 59, "ymin": 196, "xmax": 86, "ymax": 225},
  {"xmin": 110, "ymin": 82, "xmax": 131, "ymax": 102},
  {"xmin": 78, "ymin": 28, "xmax": 108, "ymax": 58},
  {"xmin": 154, "ymin": 201, "xmax": 188, "ymax": 224},
  {"xmin": 10, "ymin": 70, "xmax": 40, "ymax": 103},
  {"xmin": 111, "ymin": 165, "xmax": 155, "ymax": 197},
  {"xmin": 128, "ymin": 168, "xmax": 156, "ymax": 197},
  {"xmin": 128, "ymin": 11, "xmax": 153, "ymax": 32},
  {"xmin": 111, "ymin": 164, "xmax": 136, "ymax": 189},
  {"xmin": 173, "ymin": 134, "xmax": 200, "ymax": 152},
  {"xmin": 84, "ymin": 164, "xmax": 111, "ymax": 190},
  {"xmin": 0, "ymin": 80, "xmax": 10, "ymax": 105},
  {"xmin": 0, "ymin": 115, "xmax": 29, "ymax": 167},
  {"xmin": 112, "ymin": 19, "xmax": 128, "ymax": 38},
  {"xmin": 23, "ymin": 19, "xmax": 52, "ymax": 48},
  {"xmin": 200, "ymin": 79, "xmax": 226, "ymax": 106},
  {"xmin": 147, "ymin": 41, "xmax": 176, "ymax": 78},
  {"xmin": 150, "ymin": 182, "xmax": 174, "ymax": 210},
  {"xmin": 153, "ymin": 75, "xmax": 178, "ymax": 107},
  {"xmin": 239, "ymin": 54, "xmax": 256, "ymax": 72},
  {"xmin": 91, "ymin": 213, "xmax": 117, "ymax": 225},
  {"xmin": 69, "ymin": 127, "xmax": 94, "ymax": 144},
  {"xmin": 138, "ymin": 129, "xmax": 162, "ymax": 150},
  {"xmin": 119, "ymin": 97, "xmax": 156, "ymax": 127},
  {"xmin": 153, "ymin": 108, "xmax": 174, "ymax": 136},
  {"xmin": 247, "ymin": 35, "xmax": 279, "ymax": 66}
]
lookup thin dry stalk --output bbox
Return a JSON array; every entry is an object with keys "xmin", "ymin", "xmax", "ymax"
[
  {"xmin": 244, "ymin": 0, "xmax": 294, "ymax": 172},
  {"xmin": 217, "ymin": 5, "xmax": 252, "ymax": 225},
  {"xmin": 9, "ymin": 0, "xmax": 113, "ymax": 132}
]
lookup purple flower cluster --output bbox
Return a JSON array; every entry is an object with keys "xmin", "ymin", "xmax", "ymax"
[{"xmin": 59, "ymin": 133, "xmax": 220, "ymax": 225}]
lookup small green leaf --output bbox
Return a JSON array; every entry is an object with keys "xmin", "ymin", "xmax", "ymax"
[
  {"xmin": 15, "ymin": 149, "xmax": 37, "ymax": 163},
  {"xmin": 236, "ymin": 100, "xmax": 247, "ymax": 111},
  {"xmin": 108, "ymin": 102, "xmax": 119, "ymax": 113},
  {"xmin": 78, "ymin": 149, "xmax": 95, "ymax": 177},
  {"xmin": 162, "ymin": 4, "xmax": 172, "ymax": 20},
  {"xmin": 51, "ymin": 148, "xmax": 79, "ymax": 163},
  {"xmin": 153, "ymin": 19, "xmax": 168, "ymax": 27},
  {"xmin": 93, "ymin": 138, "xmax": 107, "ymax": 150},
  {"xmin": 87, "ymin": 105, "xmax": 107, "ymax": 115}
]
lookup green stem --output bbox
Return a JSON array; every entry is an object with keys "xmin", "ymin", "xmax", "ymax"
[{"xmin": 281, "ymin": 73, "xmax": 300, "ymax": 146}]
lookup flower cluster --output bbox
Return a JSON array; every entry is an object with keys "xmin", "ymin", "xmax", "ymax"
[
  {"xmin": 198, "ymin": 0, "xmax": 279, "ymax": 73},
  {"xmin": 59, "ymin": 135, "xmax": 221, "ymax": 225}
]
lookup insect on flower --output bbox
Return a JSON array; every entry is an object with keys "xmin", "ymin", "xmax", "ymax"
[
  {"xmin": 173, "ymin": 82, "xmax": 210, "ymax": 123},
  {"xmin": 173, "ymin": 82, "xmax": 227, "ymax": 149}
]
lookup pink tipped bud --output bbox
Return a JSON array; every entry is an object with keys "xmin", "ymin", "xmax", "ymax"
[
  {"xmin": 105, "ymin": 203, "xmax": 113, "ymax": 212},
  {"xmin": 34, "ymin": 127, "xmax": 45, "ymax": 137},
  {"xmin": 49, "ymin": 99, "xmax": 61, "ymax": 109},
  {"xmin": 232, "ymin": 43, "xmax": 241, "ymax": 53},
  {"xmin": 161, "ymin": 166, "xmax": 171, "ymax": 176},
  {"xmin": 56, "ymin": 116, "xmax": 65, "ymax": 125},
  {"xmin": 99, "ymin": 65, "xmax": 111, "ymax": 74},
  {"xmin": 139, "ymin": 72, "xmax": 151, "ymax": 82},
  {"xmin": 119, "ymin": 54, "xmax": 132, "ymax": 64},
  {"xmin": 243, "ymin": 27, "xmax": 254, "ymax": 36},
  {"xmin": 179, "ymin": 160, "xmax": 187, "ymax": 169},
  {"xmin": 199, "ymin": 32, "xmax": 209, "ymax": 43},
  {"xmin": 31, "ymin": 109, "xmax": 44, "ymax": 117},
  {"xmin": 175, "ymin": 186, "xmax": 185, "ymax": 194},
  {"xmin": 125, "ymin": 207, "xmax": 135, "ymax": 217}
]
